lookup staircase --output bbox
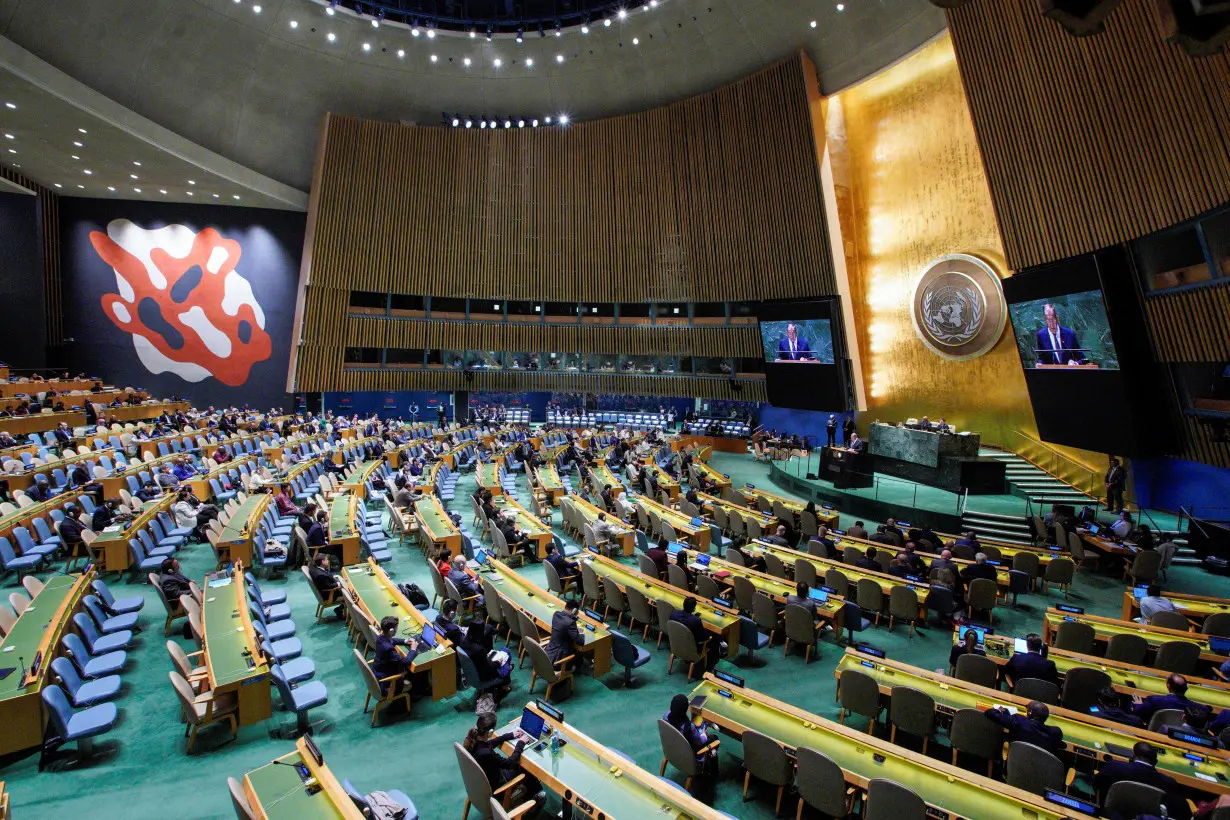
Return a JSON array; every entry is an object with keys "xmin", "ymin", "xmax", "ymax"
[
  {"xmin": 980, "ymin": 450, "xmax": 1096, "ymax": 508},
  {"xmin": 959, "ymin": 509, "xmax": 1034, "ymax": 546}
]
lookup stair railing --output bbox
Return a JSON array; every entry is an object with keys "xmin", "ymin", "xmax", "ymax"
[{"xmin": 1009, "ymin": 431, "xmax": 1101, "ymax": 499}]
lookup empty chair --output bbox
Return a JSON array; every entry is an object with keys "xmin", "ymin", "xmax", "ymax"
[
  {"xmin": 270, "ymin": 663, "xmax": 329, "ymax": 736},
  {"xmin": 9, "ymin": 591, "xmax": 30, "ymax": 616},
  {"xmin": 41, "ymin": 683, "xmax": 118, "ymax": 761},
  {"xmin": 1053, "ymin": 620, "xmax": 1095, "ymax": 654},
  {"xmin": 888, "ymin": 585, "xmax": 919, "ymax": 636},
  {"xmin": 1005, "ymin": 741, "xmax": 1073, "ymax": 796},
  {"xmin": 0, "ymin": 605, "xmax": 14, "ymax": 638},
  {"xmin": 90, "ymin": 579, "xmax": 145, "ymax": 615},
  {"xmin": 795, "ymin": 558, "xmax": 818, "ymax": 588},
  {"xmin": 740, "ymin": 729, "xmax": 792, "ymax": 816},
  {"xmin": 1043, "ymin": 557, "xmax": 1075, "ymax": 596},
  {"xmin": 61, "ymin": 632, "xmax": 127, "ymax": 679},
  {"xmin": 864, "ymin": 778, "xmax": 927, "ymax": 820},
  {"xmin": 602, "ymin": 577, "xmax": 628, "ymax": 627},
  {"xmin": 888, "ymin": 685, "xmax": 935, "ymax": 753},
  {"xmin": 638, "ymin": 554, "xmax": 661, "ymax": 579},
  {"xmin": 1105, "ymin": 633, "xmax": 1149, "ymax": 665},
  {"xmin": 794, "ymin": 747, "xmax": 855, "ymax": 819},
  {"xmin": 1147, "ymin": 707, "xmax": 1185, "ymax": 733},
  {"xmin": 609, "ymin": 629, "xmax": 652, "ymax": 687},
  {"xmin": 84, "ymin": 595, "xmax": 140, "ymax": 635},
  {"xmin": 1202, "ymin": 612, "xmax": 1230, "ymax": 638},
  {"xmin": 49, "ymin": 655, "xmax": 122, "ymax": 707},
  {"xmin": 824, "ymin": 568, "xmax": 849, "ymax": 596},
  {"xmin": 1013, "ymin": 677, "xmax": 1059, "ymax": 705},
  {"xmin": 965, "ymin": 578, "xmax": 997, "ymax": 624},
  {"xmin": 229, "ymin": 776, "xmax": 258, "ymax": 820},
  {"xmin": 837, "ymin": 668, "xmax": 882, "ymax": 732},
  {"xmin": 954, "ymin": 653, "xmax": 999, "ymax": 689},
  {"xmin": 171, "ymin": 670, "xmax": 238, "ymax": 752},
  {"xmin": 1060, "ymin": 667, "xmax": 1110, "ymax": 712},
  {"xmin": 1154, "ymin": 640, "xmax": 1200, "ymax": 674},
  {"xmin": 624, "ymin": 586, "xmax": 657, "ymax": 641},
  {"xmin": 1104, "ymin": 781, "xmax": 1165, "ymax": 819},
  {"xmin": 694, "ymin": 574, "xmax": 720, "ymax": 601},
  {"xmin": 22, "ymin": 575, "xmax": 45, "ymax": 598},
  {"xmin": 1124, "ymin": 550, "xmax": 1163, "ymax": 586},
  {"xmin": 856, "ymin": 578, "xmax": 884, "ymax": 625},
  {"xmin": 948, "ymin": 707, "xmax": 1001, "ymax": 776},
  {"xmin": 73, "ymin": 612, "xmax": 132, "ymax": 654},
  {"xmin": 1149, "ymin": 610, "xmax": 1191, "ymax": 631},
  {"xmin": 341, "ymin": 779, "xmax": 418, "ymax": 820}
]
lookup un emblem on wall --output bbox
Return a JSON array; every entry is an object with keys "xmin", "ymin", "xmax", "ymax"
[{"xmin": 910, "ymin": 254, "xmax": 1007, "ymax": 361}]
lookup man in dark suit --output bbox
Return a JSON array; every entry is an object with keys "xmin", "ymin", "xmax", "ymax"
[
  {"xmin": 600, "ymin": 484, "xmax": 615, "ymax": 511},
  {"xmin": 961, "ymin": 553, "xmax": 999, "ymax": 584},
  {"xmin": 670, "ymin": 596, "xmax": 718, "ymax": 666},
  {"xmin": 775, "ymin": 324, "xmax": 814, "ymax": 361},
  {"xmin": 1133, "ymin": 674, "xmax": 1193, "ymax": 723},
  {"xmin": 855, "ymin": 547, "xmax": 880, "ymax": 572},
  {"xmin": 1104, "ymin": 457, "xmax": 1126, "ymax": 513},
  {"xmin": 545, "ymin": 599, "xmax": 585, "ymax": 669},
  {"xmin": 1035, "ymin": 304, "xmax": 1085, "ymax": 366},
  {"xmin": 1093, "ymin": 742, "xmax": 1191, "ymax": 819},
  {"xmin": 847, "ymin": 433, "xmax": 866, "ymax": 453},
  {"xmin": 545, "ymin": 543, "xmax": 579, "ymax": 588},
  {"xmin": 825, "ymin": 415, "xmax": 838, "ymax": 447},
  {"xmin": 1094, "ymin": 685, "xmax": 1143, "ymax": 728},
  {"xmin": 985, "ymin": 701, "xmax": 1065, "ymax": 758},
  {"xmin": 1005, "ymin": 633, "xmax": 1058, "ymax": 686}
]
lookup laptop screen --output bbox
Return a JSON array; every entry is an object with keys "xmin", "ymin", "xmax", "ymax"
[
  {"xmin": 474, "ymin": 549, "xmax": 489, "ymax": 565},
  {"xmin": 519, "ymin": 708, "xmax": 546, "ymax": 740},
  {"xmin": 696, "ymin": 554, "xmax": 711, "ymax": 566},
  {"xmin": 1133, "ymin": 585, "xmax": 1149, "ymax": 599},
  {"xmin": 1014, "ymin": 637, "xmax": 1028, "ymax": 653},
  {"xmin": 1088, "ymin": 524, "xmax": 1101, "ymax": 535},
  {"xmin": 419, "ymin": 625, "xmax": 437, "ymax": 647},
  {"xmin": 667, "ymin": 542, "xmax": 684, "ymax": 555},
  {"xmin": 958, "ymin": 625, "xmax": 991, "ymax": 645},
  {"xmin": 690, "ymin": 517, "xmax": 705, "ymax": 528},
  {"xmin": 808, "ymin": 589, "xmax": 828, "ymax": 603},
  {"xmin": 1208, "ymin": 636, "xmax": 1230, "ymax": 655}
]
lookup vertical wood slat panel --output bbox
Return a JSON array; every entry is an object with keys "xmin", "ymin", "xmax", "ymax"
[
  {"xmin": 0, "ymin": 165, "xmax": 62, "ymax": 348},
  {"xmin": 294, "ymin": 54, "xmax": 836, "ymax": 395},
  {"xmin": 946, "ymin": 0, "xmax": 1230, "ymax": 270},
  {"xmin": 1145, "ymin": 281, "xmax": 1230, "ymax": 362}
]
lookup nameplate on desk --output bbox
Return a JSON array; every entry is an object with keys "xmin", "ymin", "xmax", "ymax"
[
  {"xmin": 241, "ymin": 674, "xmax": 267, "ymax": 686},
  {"xmin": 1168, "ymin": 727, "xmax": 1218, "ymax": 749},
  {"xmin": 1055, "ymin": 605, "xmax": 1084, "ymax": 615},
  {"xmin": 535, "ymin": 699, "xmax": 564, "ymax": 723},
  {"xmin": 713, "ymin": 670, "xmax": 745, "ymax": 688},
  {"xmin": 855, "ymin": 643, "xmax": 886, "ymax": 659}
]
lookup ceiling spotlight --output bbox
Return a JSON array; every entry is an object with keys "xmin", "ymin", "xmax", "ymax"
[
  {"xmin": 426, "ymin": 27, "xmax": 435, "ymax": 38},
  {"xmin": 493, "ymin": 58, "xmax": 502, "ymax": 67},
  {"xmin": 526, "ymin": 57, "xmax": 534, "ymax": 66},
  {"xmin": 6, "ymin": 149, "xmax": 14, "ymax": 154},
  {"xmin": 188, "ymin": 179, "xmax": 196, "ymax": 185},
  {"xmin": 469, "ymin": 29, "xmax": 476, "ymax": 38},
  {"xmin": 518, "ymin": 120, "xmax": 525, "ymax": 127},
  {"xmin": 73, "ymin": 141, "xmax": 83, "ymax": 147},
  {"xmin": 617, "ymin": 8, "xmax": 628, "ymax": 19},
  {"xmin": 545, "ymin": 116, "xmax": 552, "ymax": 123},
  {"xmin": 603, "ymin": 17, "xmax": 611, "ymax": 27},
  {"xmin": 581, "ymin": 24, "xmax": 589, "ymax": 33},
  {"xmin": 836, "ymin": 3, "xmax": 845, "ymax": 9},
  {"xmin": 233, "ymin": 195, "xmax": 241, "ymax": 200},
  {"xmin": 83, "ymin": 169, "xmax": 92, "ymax": 175},
  {"xmin": 289, "ymin": 19, "xmax": 298, "ymax": 28},
  {"xmin": 252, "ymin": 4, "xmax": 261, "ymax": 13},
  {"xmin": 486, "ymin": 26, "xmax": 493, "ymax": 41},
  {"xmin": 325, "ymin": 5, "xmax": 334, "ymax": 14},
  {"xmin": 77, "ymin": 184, "xmax": 84, "ymax": 189},
  {"xmin": 107, "ymin": 186, "xmax": 115, "ymax": 191},
  {"xmin": 187, "ymin": 191, "xmax": 194, "ymax": 196},
  {"xmin": 160, "ymin": 189, "xmax": 168, "ymax": 194},
  {"xmin": 810, "ymin": 19, "xmax": 817, "ymax": 27},
  {"xmin": 650, "ymin": 0, "xmax": 658, "ymax": 6},
  {"xmin": 632, "ymin": 37, "xmax": 639, "ymax": 45},
  {"xmin": 555, "ymin": 54, "xmax": 564, "ymax": 63},
  {"xmin": 134, "ymin": 161, "xmax": 141, "ymax": 166},
  {"xmin": 465, "ymin": 119, "xmax": 472, "ymax": 128},
  {"xmin": 4, "ymin": 103, "xmax": 15, "ymax": 109},
  {"xmin": 213, "ymin": 193, "xmax": 219, "ymax": 198},
  {"xmin": 516, "ymin": 28, "xmax": 524, "ymax": 43},
  {"xmin": 54, "ymin": 183, "xmax": 62, "ymax": 188},
  {"xmin": 134, "ymin": 187, "xmax": 142, "ymax": 193},
  {"xmin": 452, "ymin": 117, "xmax": 460, "ymax": 126},
  {"xmin": 532, "ymin": 119, "xmax": 539, "ymax": 127},
  {"xmin": 131, "ymin": 174, "xmax": 139, "ymax": 179},
  {"xmin": 2, "ymin": 134, "xmax": 10, "ymax": 139},
  {"xmin": 559, "ymin": 114, "xmax": 570, "ymax": 125},
  {"xmin": 430, "ymin": 54, "xmax": 437, "ymax": 62},
  {"xmin": 411, "ymin": 24, "xmax": 420, "ymax": 36},
  {"xmin": 463, "ymin": 57, "xmax": 472, "ymax": 66},
  {"xmin": 78, "ymin": 128, "xmax": 87, "ymax": 134},
  {"xmin": 71, "ymin": 155, "xmax": 80, "ymax": 160},
  {"xmin": 504, "ymin": 120, "xmax": 511, "ymax": 128},
  {"xmin": 397, "ymin": 48, "xmax": 405, "ymax": 57},
  {"xmin": 327, "ymin": 32, "xmax": 336, "ymax": 41},
  {"xmin": 480, "ymin": 121, "xmax": 487, "ymax": 129},
  {"xmin": 555, "ymin": 22, "xmax": 562, "ymax": 36},
  {"xmin": 371, "ymin": 17, "xmax": 379, "ymax": 28},
  {"xmin": 362, "ymin": 42, "xmax": 371, "ymax": 51},
  {"xmin": 489, "ymin": 120, "xmax": 497, "ymax": 128}
]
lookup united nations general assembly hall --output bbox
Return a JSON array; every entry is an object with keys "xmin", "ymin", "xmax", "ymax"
[{"xmin": 1, "ymin": 1, "xmax": 1229, "ymax": 818}]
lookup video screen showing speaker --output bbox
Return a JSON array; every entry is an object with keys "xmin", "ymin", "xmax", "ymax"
[
  {"xmin": 757, "ymin": 299, "xmax": 850, "ymax": 411},
  {"xmin": 759, "ymin": 319, "xmax": 835, "ymax": 364},
  {"xmin": 1002, "ymin": 249, "xmax": 1176, "ymax": 457},
  {"xmin": 1008, "ymin": 290, "xmax": 1120, "ymax": 370}
]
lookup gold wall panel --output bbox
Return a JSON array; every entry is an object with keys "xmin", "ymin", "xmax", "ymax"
[
  {"xmin": 827, "ymin": 35, "xmax": 1109, "ymax": 478},
  {"xmin": 292, "ymin": 55, "xmax": 837, "ymax": 395},
  {"xmin": 946, "ymin": 0, "xmax": 1230, "ymax": 270},
  {"xmin": 345, "ymin": 316, "xmax": 760, "ymax": 359}
]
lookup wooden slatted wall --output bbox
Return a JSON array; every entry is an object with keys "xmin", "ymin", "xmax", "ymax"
[
  {"xmin": 293, "ymin": 54, "xmax": 835, "ymax": 395},
  {"xmin": 946, "ymin": 0, "xmax": 1230, "ymax": 271},
  {"xmin": 1146, "ymin": 280, "xmax": 1230, "ymax": 362},
  {"xmin": 0, "ymin": 164, "xmax": 62, "ymax": 348}
]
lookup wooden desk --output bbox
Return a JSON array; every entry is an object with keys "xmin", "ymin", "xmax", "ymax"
[
  {"xmin": 0, "ymin": 378, "xmax": 98, "ymax": 397},
  {"xmin": 0, "ymin": 489, "xmax": 83, "ymax": 540},
  {"xmin": 1122, "ymin": 589, "xmax": 1230, "ymax": 624},
  {"xmin": 492, "ymin": 495, "xmax": 553, "ymax": 559},
  {"xmin": 835, "ymin": 650, "xmax": 1230, "ymax": 795},
  {"xmin": 97, "ymin": 400, "xmax": 191, "ymax": 423},
  {"xmin": 481, "ymin": 558, "xmax": 611, "ymax": 677},
  {"xmin": 761, "ymin": 542, "xmax": 931, "ymax": 608},
  {"xmin": 639, "ymin": 460, "xmax": 680, "ymax": 500},
  {"xmin": 91, "ymin": 496, "xmax": 174, "ymax": 572},
  {"xmin": 738, "ymin": 484, "xmax": 839, "ymax": 529},
  {"xmin": 630, "ymin": 495, "xmax": 711, "ymax": 552},
  {"xmin": 588, "ymin": 464, "xmax": 625, "ymax": 497},
  {"xmin": 564, "ymin": 495, "xmax": 635, "ymax": 556},
  {"xmin": 202, "ymin": 563, "xmax": 271, "ymax": 726},
  {"xmin": 477, "ymin": 457, "xmax": 505, "ymax": 498},
  {"xmin": 339, "ymin": 459, "xmax": 383, "ymax": 501},
  {"xmin": 217, "ymin": 493, "xmax": 273, "ymax": 568},
  {"xmin": 1078, "ymin": 528, "xmax": 1140, "ymax": 559},
  {"xmin": 691, "ymin": 458, "xmax": 732, "ymax": 492},
  {"xmin": 690, "ymin": 674, "xmax": 1095, "ymax": 820},
  {"xmin": 343, "ymin": 560, "xmax": 457, "ymax": 700},
  {"xmin": 500, "ymin": 703, "xmax": 728, "ymax": 819},
  {"xmin": 243, "ymin": 737, "xmax": 364, "ymax": 819},
  {"xmin": 534, "ymin": 465, "xmax": 566, "ymax": 504},
  {"xmin": 834, "ymin": 533, "xmax": 1014, "ymax": 591},
  {"xmin": 325, "ymin": 494, "xmax": 362, "ymax": 567},
  {"xmin": 0, "ymin": 410, "xmax": 86, "ymax": 437},
  {"xmin": 0, "ymin": 572, "xmax": 94, "ymax": 756},
  {"xmin": 1042, "ymin": 608, "xmax": 1218, "ymax": 665},
  {"xmin": 697, "ymin": 491, "xmax": 775, "ymax": 532},
  {"xmin": 414, "ymin": 495, "xmax": 460, "ymax": 554},
  {"xmin": 585, "ymin": 554, "xmax": 740, "ymax": 658},
  {"xmin": 186, "ymin": 454, "xmax": 259, "ymax": 502}
]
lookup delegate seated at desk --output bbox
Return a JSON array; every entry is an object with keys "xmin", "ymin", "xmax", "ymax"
[{"xmin": 774, "ymin": 324, "xmax": 814, "ymax": 362}]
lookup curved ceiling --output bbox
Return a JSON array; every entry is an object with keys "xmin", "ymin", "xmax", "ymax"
[{"xmin": 0, "ymin": 0, "xmax": 944, "ymax": 191}]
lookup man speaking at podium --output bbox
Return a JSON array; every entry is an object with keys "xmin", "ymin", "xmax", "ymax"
[
  {"xmin": 1035, "ymin": 304, "xmax": 1085, "ymax": 366},
  {"xmin": 775, "ymin": 324, "xmax": 814, "ymax": 362}
]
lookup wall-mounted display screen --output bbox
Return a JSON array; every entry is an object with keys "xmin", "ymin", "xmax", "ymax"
[
  {"xmin": 759, "ymin": 319, "xmax": 835, "ymax": 364},
  {"xmin": 1008, "ymin": 290, "xmax": 1120, "ymax": 370},
  {"xmin": 757, "ymin": 299, "xmax": 850, "ymax": 411}
]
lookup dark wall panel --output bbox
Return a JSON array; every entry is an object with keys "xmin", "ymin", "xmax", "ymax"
[
  {"xmin": 0, "ymin": 191, "xmax": 45, "ymax": 367},
  {"xmin": 59, "ymin": 197, "xmax": 305, "ymax": 410}
]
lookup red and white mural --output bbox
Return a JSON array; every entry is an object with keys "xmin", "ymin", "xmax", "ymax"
[{"xmin": 89, "ymin": 220, "xmax": 272, "ymax": 386}]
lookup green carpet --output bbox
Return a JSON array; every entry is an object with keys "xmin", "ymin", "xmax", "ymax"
[{"xmin": 2, "ymin": 453, "xmax": 1226, "ymax": 819}]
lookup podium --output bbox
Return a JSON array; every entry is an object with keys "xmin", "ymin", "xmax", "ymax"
[{"xmin": 819, "ymin": 446, "xmax": 874, "ymax": 489}]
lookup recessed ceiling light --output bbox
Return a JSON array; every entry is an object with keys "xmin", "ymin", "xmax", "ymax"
[
  {"xmin": 526, "ymin": 58, "xmax": 534, "ymax": 66},
  {"xmin": 430, "ymin": 54, "xmax": 438, "ymax": 62},
  {"xmin": 77, "ymin": 184, "xmax": 84, "ymax": 189},
  {"xmin": 470, "ymin": 30, "xmax": 476, "ymax": 38},
  {"xmin": 426, "ymin": 29, "xmax": 435, "ymax": 38},
  {"xmin": 107, "ymin": 186, "xmax": 115, "ymax": 191},
  {"xmin": 411, "ymin": 26, "xmax": 420, "ymax": 36},
  {"xmin": 362, "ymin": 42, "xmax": 371, "ymax": 51},
  {"xmin": 188, "ymin": 180, "xmax": 196, "ymax": 185},
  {"xmin": 71, "ymin": 155, "xmax": 80, "ymax": 160},
  {"xmin": 617, "ymin": 8, "xmax": 628, "ymax": 19},
  {"xmin": 810, "ymin": 20, "xmax": 817, "ymax": 28},
  {"xmin": 130, "ymin": 174, "xmax": 139, "ymax": 179},
  {"xmin": 2, "ymin": 134, "xmax": 11, "ymax": 140},
  {"xmin": 559, "ymin": 114, "xmax": 570, "ymax": 125},
  {"xmin": 397, "ymin": 49, "xmax": 405, "ymax": 57},
  {"xmin": 836, "ymin": 3, "xmax": 844, "ymax": 9},
  {"xmin": 133, "ymin": 161, "xmax": 141, "ymax": 166},
  {"xmin": 632, "ymin": 37, "xmax": 639, "ymax": 45},
  {"xmin": 603, "ymin": 18, "xmax": 611, "ymax": 27},
  {"xmin": 213, "ymin": 193, "xmax": 220, "ymax": 198},
  {"xmin": 581, "ymin": 24, "xmax": 589, "ymax": 34},
  {"xmin": 545, "ymin": 116, "xmax": 552, "ymax": 123},
  {"xmin": 371, "ymin": 18, "xmax": 379, "ymax": 28},
  {"xmin": 73, "ymin": 141, "xmax": 83, "ymax": 147},
  {"xmin": 233, "ymin": 195, "xmax": 241, "ymax": 200},
  {"xmin": 325, "ymin": 5, "xmax": 334, "ymax": 14},
  {"xmin": 252, "ymin": 4, "xmax": 261, "ymax": 13},
  {"xmin": 54, "ymin": 183, "xmax": 62, "ymax": 188},
  {"xmin": 289, "ymin": 20, "xmax": 298, "ymax": 28},
  {"xmin": 493, "ymin": 58, "xmax": 502, "ymax": 67},
  {"xmin": 327, "ymin": 32, "xmax": 336, "ymax": 42},
  {"xmin": 187, "ymin": 191, "xmax": 194, "ymax": 196},
  {"xmin": 83, "ymin": 169, "xmax": 92, "ymax": 175},
  {"xmin": 4, "ymin": 103, "xmax": 15, "ymax": 109},
  {"xmin": 7, "ymin": 149, "xmax": 14, "ymax": 154},
  {"xmin": 78, "ymin": 128, "xmax": 87, "ymax": 134},
  {"xmin": 134, "ymin": 187, "xmax": 142, "ymax": 193},
  {"xmin": 160, "ymin": 189, "xmax": 167, "ymax": 194},
  {"xmin": 556, "ymin": 54, "xmax": 564, "ymax": 63},
  {"xmin": 463, "ymin": 57, "xmax": 472, "ymax": 66}
]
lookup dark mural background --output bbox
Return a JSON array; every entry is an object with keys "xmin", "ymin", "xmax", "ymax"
[
  {"xmin": 0, "ymin": 191, "xmax": 45, "ymax": 368},
  {"xmin": 59, "ymin": 197, "xmax": 304, "ymax": 411}
]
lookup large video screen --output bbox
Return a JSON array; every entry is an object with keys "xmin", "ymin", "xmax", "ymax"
[
  {"xmin": 757, "ymin": 299, "xmax": 850, "ymax": 411},
  {"xmin": 1008, "ymin": 290, "xmax": 1120, "ymax": 370},
  {"xmin": 759, "ymin": 319, "xmax": 835, "ymax": 364}
]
